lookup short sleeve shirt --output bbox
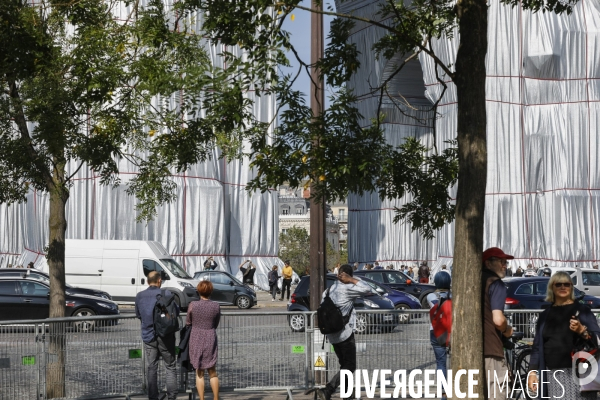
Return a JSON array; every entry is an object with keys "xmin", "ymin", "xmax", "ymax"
[{"xmin": 488, "ymin": 280, "xmax": 507, "ymax": 311}]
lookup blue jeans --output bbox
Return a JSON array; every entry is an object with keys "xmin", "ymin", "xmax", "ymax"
[{"xmin": 430, "ymin": 329, "xmax": 448, "ymax": 382}]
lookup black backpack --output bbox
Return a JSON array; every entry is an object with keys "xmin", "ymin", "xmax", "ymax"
[
  {"xmin": 317, "ymin": 287, "xmax": 352, "ymax": 335},
  {"xmin": 153, "ymin": 290, "xmax": 179, "ymax": 338}
]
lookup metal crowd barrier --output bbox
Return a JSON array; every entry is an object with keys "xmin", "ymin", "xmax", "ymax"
[{"xmin": 3, "ymin": 309, "xmax": 595, "ymax": 400}]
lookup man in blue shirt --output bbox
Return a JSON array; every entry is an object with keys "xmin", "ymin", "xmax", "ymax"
[{"xmin": 135, "ymin": 271, "xmax": 179, "ymax": 400}]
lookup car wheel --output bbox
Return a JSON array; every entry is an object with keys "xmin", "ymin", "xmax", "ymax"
[
  {"xmin": 72, "ymin": 308, "xmax": 96, "ymax": 332},
  {"xmin": 353, "ymin": 314, "xmax": 368, "ymax": 335},
  {"xmin": 515, "ymin": 348, "xmax": 533, "ymax": 400},
  {"xmin": 236, "ymin": 295, "xmax": 252, "ymax": 309},
  {"xmin": 395, "ymin": 304, "xmax": 411, "ymax": 324},
  {"xmin": 173, "ymin": 295, "xmax": 181, "ymax": 308},
  {"xmin": 289, "ymin": 314, "xmax": 305, "ymax": 333}
]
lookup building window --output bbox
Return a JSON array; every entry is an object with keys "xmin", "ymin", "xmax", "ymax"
[
  {"xmin": 296, "ymin": 208, "xmax": 303, "ymax": 214},
  {"xmin": 282, "ymin": 209, "xmax": 289, "ymax": 215},
  {"xmin": 282, "ymin": 229, "xmax": 288, "ymax": 234}
]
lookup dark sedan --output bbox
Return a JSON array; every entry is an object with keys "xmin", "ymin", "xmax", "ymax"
[
  {"xmin": 354, "ymin": 269, "xmax": 435, "ymax": 308},
  {"xmin": 193, "ymin": 270, "xmax": 257, "ymax": 309},
  {"xmin": 504, "ymin": 277, "xmax": 600, "ymax": 335},
  {"xmin": 287, "ymin": 275, "xmax": 397, "ymax": 333},
  {"xmin": 0, "ymin": 268, "xmax": 112, "ymax": 300},
  {"xmin": 357, "ymin": 276, "xmax": 421, "ymax": 323},
  {"xmin": 0, "ymin": 277, "xmax": 119, "ymax": 331}
]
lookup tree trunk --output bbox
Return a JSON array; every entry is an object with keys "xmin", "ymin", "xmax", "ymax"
[
  {"xmin": 45, "ymin": 161, "xmax": 69, "ymax": 399},
  {"xmin": 451, "ymin": 0, "xmax": 488, "ymax": 398}
]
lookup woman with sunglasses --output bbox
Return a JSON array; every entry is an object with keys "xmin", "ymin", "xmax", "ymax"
[{"xmin": 527, "ymin": 271, "xmax": 600, "ymax": 399}]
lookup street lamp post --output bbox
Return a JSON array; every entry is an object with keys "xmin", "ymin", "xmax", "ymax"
[{"xmin": 309, "ymin": 0, "xmax": 326, "ymax": 313}]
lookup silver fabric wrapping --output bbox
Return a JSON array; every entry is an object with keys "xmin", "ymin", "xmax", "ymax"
[
  {"xmin": 339, "ymin": 0, "xmax": 600, "ymax": 273},
  {"xmin": 0, "ymin": 2, "xmax": 282, "ymax": 289}
]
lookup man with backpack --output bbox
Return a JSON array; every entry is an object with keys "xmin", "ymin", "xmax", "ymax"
[
  {"xmin": 427, "ymin": 272, "xmax": 452, "ymax": 400},
  {"xmin": 311, "ymin": 264, "xmax": 371, "ymax": 400},
  {"xmin": 135, "ymin": 271, "xmax": 180, "ymax": 400}
]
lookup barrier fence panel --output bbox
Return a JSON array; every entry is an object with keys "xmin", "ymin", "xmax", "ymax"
[
  {"xmin": 3, "ymin": 309, "xmax": 599, "ymax": 399},
  {"xmin": 0, "ymin": 324, "xmax": 42, "ymax": 400},
  {"xmin": 182, "ymin": 312, "xmax": 312, "ymax": 391},
  {"xmin": 310, "ymin": 310, "xmax": 437, "ymax": 391},
  {"xmin": 0, "ymin": 316, "xmax": 146, "ymax": 400}
]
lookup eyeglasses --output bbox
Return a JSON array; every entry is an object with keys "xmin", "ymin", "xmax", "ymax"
[
  {"xmin": 554, "ymin": 282, "xmax": 572, "ymax": 288},
  {"xmin": 489, "ymin": 258, "xmax": 508, "ymax": 265}
]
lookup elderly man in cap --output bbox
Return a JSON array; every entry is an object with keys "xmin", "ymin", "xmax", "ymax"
[{"xmin": 482, "ymin": 247, "xmax": 514, "ymax": 400}]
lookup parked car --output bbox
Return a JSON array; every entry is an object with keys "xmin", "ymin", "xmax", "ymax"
[
  {"xmin": 0, "ymin": 268, "xmax": 112, "ymax": 300},
  {"xmin": 0, "ymin": 276, "xmax": 119, "ymax": 331},
  {"xmin": 536, "ymin": 267, "xmax": 600, "ymax": 297},
  {"xmin": 356, "ymin": 276, "xmax": 421, "ymax": 323},
  {"xmin": 354, "ymin": 269, "xmax": 435, "ymax": 308},
  {"xmin": 193, "ymin": 270, "xmax": 257, "ymax": 309},
  {"xmin": 523, "ymin": 268, "xmax": 536, "ymax": 277},
  {"xmin": 504, "ymin": 277, "xmax": 600, "ymax": 335},
  {"xmin": 286, "ymin": 275, "xmax": 397, "ymax": 333}
]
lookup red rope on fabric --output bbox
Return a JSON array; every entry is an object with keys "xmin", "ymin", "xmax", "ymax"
[{"xmin": 582, "ymin": 0, "xmax": 596, "ymax": 261}]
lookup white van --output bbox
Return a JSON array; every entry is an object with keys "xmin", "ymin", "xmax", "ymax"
[{"xmin": 62, "ymin": 240, "xmax": 199, "ymax": 307}]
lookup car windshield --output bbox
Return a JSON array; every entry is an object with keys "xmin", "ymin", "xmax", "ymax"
[
  {"xmin": 363, "ymin": 280, "xmax": 388, "ymax": 294},
  {"xmin": 160, "ymin": 259, "xmax": 192, "ymax": 279},
  {"xmin": 226, "ymin": 273, "xmax": 244, "ymax": 286},
  {"xmin": 397, "ymin": 271, "xmax": 412, "ymax": 281},
  {"xmin": 28, "ymin": 272, "xmax": 73, "ymax": 288}
]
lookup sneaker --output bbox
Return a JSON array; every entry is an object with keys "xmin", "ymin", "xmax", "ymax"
[{"xmin": 271, "ymin": 298, "xmax": 274, "ymax": 302}]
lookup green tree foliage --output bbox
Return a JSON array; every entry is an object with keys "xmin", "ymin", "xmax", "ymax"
[
  {"xmin": 0, "ymin": 1, "xmax": 229, "ymax": 396},
  {"xmin": 279, "ymin": 226, "xmax": 310, "ymax": 273},
  {"xmin": 279, "ymin": 226, "xmax": 346, "ymax": 273},
  {"xmin": 193, "ymin": 0, "xmax": 578, "ymax": 397}
]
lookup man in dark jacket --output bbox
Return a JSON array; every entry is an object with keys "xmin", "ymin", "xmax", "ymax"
[
  {"xmin": 135, "ymin": 271, "xmax": 179, "ymax": 400},
  {"xmin": 418, "ymin": 262, "xmax": 430, "ymax": 283}
]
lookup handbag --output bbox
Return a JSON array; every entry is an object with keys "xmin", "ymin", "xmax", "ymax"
[{"xmin": 571, "ymin": 311, "xmax": 600, "ymax": 392}]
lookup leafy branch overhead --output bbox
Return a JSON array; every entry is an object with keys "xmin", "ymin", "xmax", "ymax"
[{"xmin": 197, "ymin": 0, "xmax": 461, "ymax": 238}]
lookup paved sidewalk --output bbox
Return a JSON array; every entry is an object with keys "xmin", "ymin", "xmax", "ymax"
[
  {"xmin": 106, "ymin": 387, "xmax": 441, "ymax": 399},
  {"xmin": 106, "ymin": 390, "xmax": 311, "ymax": 400}
]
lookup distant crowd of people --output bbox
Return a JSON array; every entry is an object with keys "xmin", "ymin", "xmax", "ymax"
[{"xmin": 3, "ymin": 262, "xmax": 35, "ymax": 269}]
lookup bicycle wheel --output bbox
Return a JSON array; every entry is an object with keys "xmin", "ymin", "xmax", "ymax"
[{"xmin": 514, "ymin": 348, "xmax": 533, "ymax": 400}]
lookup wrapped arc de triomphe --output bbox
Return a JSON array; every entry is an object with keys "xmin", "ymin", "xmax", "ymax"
[{"xmin": 340, "ymin": 0, "xmax": 600, "ymax": 273}]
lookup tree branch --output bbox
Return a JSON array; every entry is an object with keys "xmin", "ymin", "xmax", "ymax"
[
  {"xmin": 291, "ymin": 1, "xmax": 456, "ymax": 81},
  {"xmin": 6, "ymin": 78, "xmax": 54, "ymax": 189}
]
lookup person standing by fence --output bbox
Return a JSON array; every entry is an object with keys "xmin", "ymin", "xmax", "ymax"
[
  {"xmin": 311, "ymin": 264, "xmax": 372, "ymax": 400},
  {"xmin": 187, "ymin": 280, "xmax": 221, "ymax": 400},
  {"xmin": 134, "ymin": 271, "xmax": 179, "ymax": 400},
  {"xmin": 280, "ymin": 260, "xmax": 293, "ymax": 301},
  {"xmin": 268, "ymin": 265, "xmax": 280, "ymax": 301},
  {"xmin": 427, "ymin": 272, "xmax": 451, "ymax": 400}
]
